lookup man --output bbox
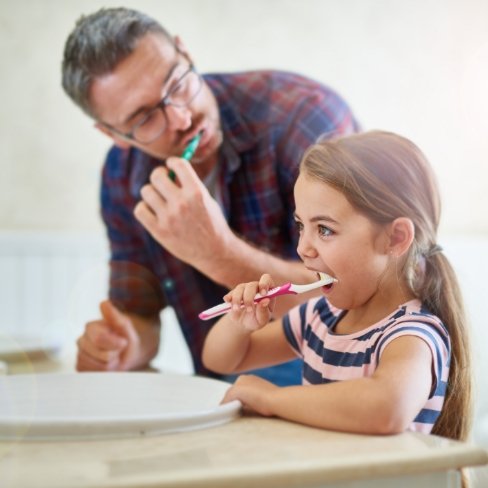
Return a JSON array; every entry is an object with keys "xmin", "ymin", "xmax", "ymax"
[{"xmin": 62, "ymin": 7, "xmax": 359, "ymax": 384}]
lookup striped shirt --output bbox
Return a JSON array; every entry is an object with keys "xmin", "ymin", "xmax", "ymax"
[
  {"xmin": 101, "ymin": 70, "xmax": 359, "ymax": 376},
  {"xmin": 283, "ymin": 297, "xmax": 450, "ymax": 433}
]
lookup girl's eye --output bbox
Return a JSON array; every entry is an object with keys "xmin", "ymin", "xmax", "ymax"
[
  {"xmin": 318, "ymin": 225, "xmax": 334, "ymax": 238},
  {"xmin": 294, "ymin": 220, "xmax": 304, "ymax": 232}
]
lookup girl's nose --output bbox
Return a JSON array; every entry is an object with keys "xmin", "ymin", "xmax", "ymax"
[
  {"xmin": 165, "ymin": 104, "xmax": 192, "ymax": 132},
  {"xmin": 297, "ymin": 235, "xmax": 319, "ymax": 260}
]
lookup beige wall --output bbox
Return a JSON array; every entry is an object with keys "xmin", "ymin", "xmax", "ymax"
[{"xmin": 1, "ymin": 0, "xmax": 487, "ymax": 235}]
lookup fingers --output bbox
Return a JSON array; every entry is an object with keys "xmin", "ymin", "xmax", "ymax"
[
  {"xmin": 224, "ymin": 283, "xmax": 257, "ymax": 312},
  {"xmin": 99, "ymin": 300, "xmax": 123, "ymax": 327},
  {"xmin": 222, "ymin": 280, "xmax": 271, "ymax": 330},
  {"xmin": 75, "ymin": 301, "xmax": 132, "ymax": 372},
  {"xmin": 221, "ymin": 376, "xmax": 254, "ymax": 404},
  {"xmin": 80, "ymin": 320, "xmax": 127, "ymax": 351},
  {"xmin": 76, "ymin": 323, "xmax": 127, "ymax": 371},
  {"xmin": 224, "ymin": 276, "xmax": 274, "ymax": 311},
  {"xmin": 220, "ymin": 375, "xmax": 275, "ymax": 417},
  {"xmin": 139, "ymin": 183, "xmax": 165, "ymax": 218},
  {"xmin": 221, "ymin": 385, "xmax": 238, "ymax": 404},
  {"xmin": 224, "ymin": 282, "xmax": 257, "ymax": 313},
  {"xmin": 258, "ymin": 274, "xmax": 276, "ymax": 314},
  {"xmin": 76, "ymin": 346, "xmax": 121, "ymax": 371},
  {"xmin": 135, "ymin": 166, "xmax": 173, "ymax": 226},
  {"xmin": 135, "ymin": 162, "xmax": 199, "ymax": 232},
  {"xmin": 134, "ymin": 199, "xmax": 157, "ymax": 229},
  {"xmin": 258, "ymin": 273, "xmax": 274, "ymax": 294},
  {"xmin": 147, "ymin": 159, "xmax": 200, "ymax": 198},
  {"xmin": 99, "ymin": 301, "xmax": 139, "ymax": 343},
  {"xmin": 165, "ymin": 156, "xmax": 202, "ymax": 189},
  {"xmin": 149, "ymin": 166, "xmax": 177, "ymax": 195}
]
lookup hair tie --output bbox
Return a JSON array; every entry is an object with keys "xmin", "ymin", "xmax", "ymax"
[{"xmin": 425, "ymin": 244, "xmax": 443, "ymax": 258}]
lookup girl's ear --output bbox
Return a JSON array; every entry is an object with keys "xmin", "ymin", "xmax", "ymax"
[
  {"xmin": 387, "ymin": 217, "xmax": 415, "ymax": 257},
  {"xmin": 94, "ymin": 122, "xmax": 131, "ymax": 150}
]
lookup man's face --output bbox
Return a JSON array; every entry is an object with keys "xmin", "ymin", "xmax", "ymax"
[{"xmin": 90, "ymin": 33, "xmax": 223, "ymax": 170}]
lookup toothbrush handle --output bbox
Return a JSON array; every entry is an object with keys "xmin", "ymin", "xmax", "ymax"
[{"xmin": 198, "ymin": 283, "xmax": 295, "ymax": 321}]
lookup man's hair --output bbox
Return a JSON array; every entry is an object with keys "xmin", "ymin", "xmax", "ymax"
[{"xmin": 61, "ymin": 7, "xmax": 172, "ymax": 118}]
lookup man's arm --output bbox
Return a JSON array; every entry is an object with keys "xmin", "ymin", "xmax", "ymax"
[{"xmin": 134, "ymin": 158, "xmax": 317, "ymax": 316}]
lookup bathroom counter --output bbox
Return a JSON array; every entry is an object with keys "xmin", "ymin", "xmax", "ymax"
[{"xmin": 1, "ymin": 354, "xmax": 487, "ymax": 488}]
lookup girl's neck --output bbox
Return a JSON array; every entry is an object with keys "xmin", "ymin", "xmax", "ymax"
[{"xmin": 335, "ymin": 286, "xmax": 416, "ymax": 335}]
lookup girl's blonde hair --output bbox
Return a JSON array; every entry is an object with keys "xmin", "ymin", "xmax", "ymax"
[{"xmin": 300, "ymin": 130, "xmax": 472, "ymax": 443}]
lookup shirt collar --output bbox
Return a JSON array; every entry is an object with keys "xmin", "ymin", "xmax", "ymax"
[{"xmin": 205, "ymin": 74, "xmax": 256, "ymax": 175}]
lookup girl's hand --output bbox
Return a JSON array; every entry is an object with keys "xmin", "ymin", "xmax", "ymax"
[
  {"xmin": 221, "ymin": 374, "xmax": 278, "ymax": 416},
  {"xmin": 223, "ymin": 274, "xmax": 276, "ymax": 331}
]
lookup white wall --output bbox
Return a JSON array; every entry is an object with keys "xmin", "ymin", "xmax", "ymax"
[{"xmin": 0, "ymin": 0, "xmax": 487, "ymax": 235}]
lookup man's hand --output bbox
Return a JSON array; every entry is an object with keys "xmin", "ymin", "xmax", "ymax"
[
  {"xmin": 133, "ymin": 156, "xmax": 318, "ymax": 314},
  {"xmin": 134, "ymin": 157, "xmax": 234, "ymax": 269},
  {"xmin": 76, "ymin": 300, "xmax": 160, "ymax": 371}
]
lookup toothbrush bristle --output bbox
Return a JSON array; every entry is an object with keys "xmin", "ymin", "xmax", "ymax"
[{"xmin": 318, "ymin": 272, "xmax": 337, "ymax": 283}]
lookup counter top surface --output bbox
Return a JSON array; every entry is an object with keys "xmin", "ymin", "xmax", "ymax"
[
  {"xmin": 1, "ymin": 355, "xmax": 487, "ymax": 488},
  {"xmin": 2, "ymin": 407, "xmax": 487, "ymax": 487}
]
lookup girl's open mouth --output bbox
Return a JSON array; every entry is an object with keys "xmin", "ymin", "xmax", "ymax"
[{"xmin": 316, "ymin": 272, "xmax": 336, "ymax": 292}]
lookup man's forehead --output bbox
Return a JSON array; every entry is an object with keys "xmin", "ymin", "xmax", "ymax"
[{"xmin": 89, "ymin": 34, "xmax": 179, "ymax": 123}]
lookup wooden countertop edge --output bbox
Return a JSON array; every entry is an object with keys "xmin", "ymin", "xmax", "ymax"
[{"xmin": 113, "ymin": 444, "xmax": 488, "ymax": 488}]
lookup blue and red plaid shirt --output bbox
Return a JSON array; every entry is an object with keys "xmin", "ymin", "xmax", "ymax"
[{"xmin": 101, "ymin": 70, "xmax": 359, "ymax": 375}]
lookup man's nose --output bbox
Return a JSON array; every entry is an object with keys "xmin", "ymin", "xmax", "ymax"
[{"xmin": 165, "ymin": 104, "xmax": 192, "ymax": 132}]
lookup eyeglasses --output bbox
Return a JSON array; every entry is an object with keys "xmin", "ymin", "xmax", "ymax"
[{"xmin": 106, "ymin": 65, "xmax": 202, "ymax": 144}]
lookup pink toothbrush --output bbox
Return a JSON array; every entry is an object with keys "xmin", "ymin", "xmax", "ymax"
[{"xmin": 198, "ymin": 272, "xmax": 336, "ymax": 321}]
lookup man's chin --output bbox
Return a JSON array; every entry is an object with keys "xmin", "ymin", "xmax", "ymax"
[{"xmin": 194, "ymin": 129, "xmax": 223, "ymax": 164}]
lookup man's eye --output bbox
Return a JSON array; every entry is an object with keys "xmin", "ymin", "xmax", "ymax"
[
  {"xmin": 138, "ymin": 109, "xmax": 158, "ymax": 127},
  {"xmin": 171, "ymin": 79, "xmax": 185, "ymax": 94},
  {"xmin": 130, "ymin": 109, "xmax": 151, "ymax": 128}
]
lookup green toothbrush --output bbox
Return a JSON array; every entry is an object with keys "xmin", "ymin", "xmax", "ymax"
[{"xmin": 168, "ymin": 132, "xmax": 202, "ymax": 181}]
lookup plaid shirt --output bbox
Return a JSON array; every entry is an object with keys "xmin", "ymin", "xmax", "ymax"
[{"xmin": 101, "ymin": 70, "xmax": 359, "ymax": 375}]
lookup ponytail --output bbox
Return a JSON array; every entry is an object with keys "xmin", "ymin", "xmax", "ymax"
[{"xmin": 420, "ymin": 252, "xmax": 473, "ymax": 441}]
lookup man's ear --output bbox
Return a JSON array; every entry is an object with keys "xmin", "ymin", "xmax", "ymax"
[
  {"xmin": 174, "ymin": 35, "xmax": 193, "ymax": 64},
  {"xmin": 94, "ymin": 122, "xmax": 131, "ymax": 150},
  {"xmin": 387, "ymin": 217, "xmax": 415, "ymax": 257}
]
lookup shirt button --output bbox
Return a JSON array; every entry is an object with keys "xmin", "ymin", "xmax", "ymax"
[{"xmin": 163, "ymin": 279, "xmax": 174, "ymax": 290}]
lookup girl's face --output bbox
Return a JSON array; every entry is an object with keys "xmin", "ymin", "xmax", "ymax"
[{"xmin": 294, "ymin": 173, "xmax": 393, "ymax": 311}]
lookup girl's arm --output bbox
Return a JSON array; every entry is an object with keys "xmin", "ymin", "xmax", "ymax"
[
  {"xmin": 222, "ymin": 335, "xmax": 433, "ymax": 435},
  {"xmin": 202, "ymin": 275, "xmax": 296, "ymax": 374},
  {"xmin": 203, "ymin": 318, "xmax": 295, "ymax": 374}
]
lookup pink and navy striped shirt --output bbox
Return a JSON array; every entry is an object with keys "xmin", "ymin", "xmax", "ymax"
[{"xmin": 283, "ymin": 297, "xmax": 450, "ymax": 433}]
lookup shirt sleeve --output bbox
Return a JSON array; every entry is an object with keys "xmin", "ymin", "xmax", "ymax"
[
  {"xmin": 376, "ymin": 318, "xmax": 451, "ymax": 398},
  {"xmin": 101, "ymin": 146, "xmax": 166, "ymax": 317}
]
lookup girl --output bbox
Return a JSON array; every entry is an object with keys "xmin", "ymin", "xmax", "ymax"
[{"xmin": 202, "ymin": 130, "xmax": 472, "ymax": 442}]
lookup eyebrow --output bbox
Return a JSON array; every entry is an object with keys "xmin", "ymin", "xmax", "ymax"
[
  {"xmin": 293, "ymin": 213, "xmax": 339, "ymax": 225},
  {"xmin": 122, "ymin": 61, "xmax": 181, "ymax": 125}
]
